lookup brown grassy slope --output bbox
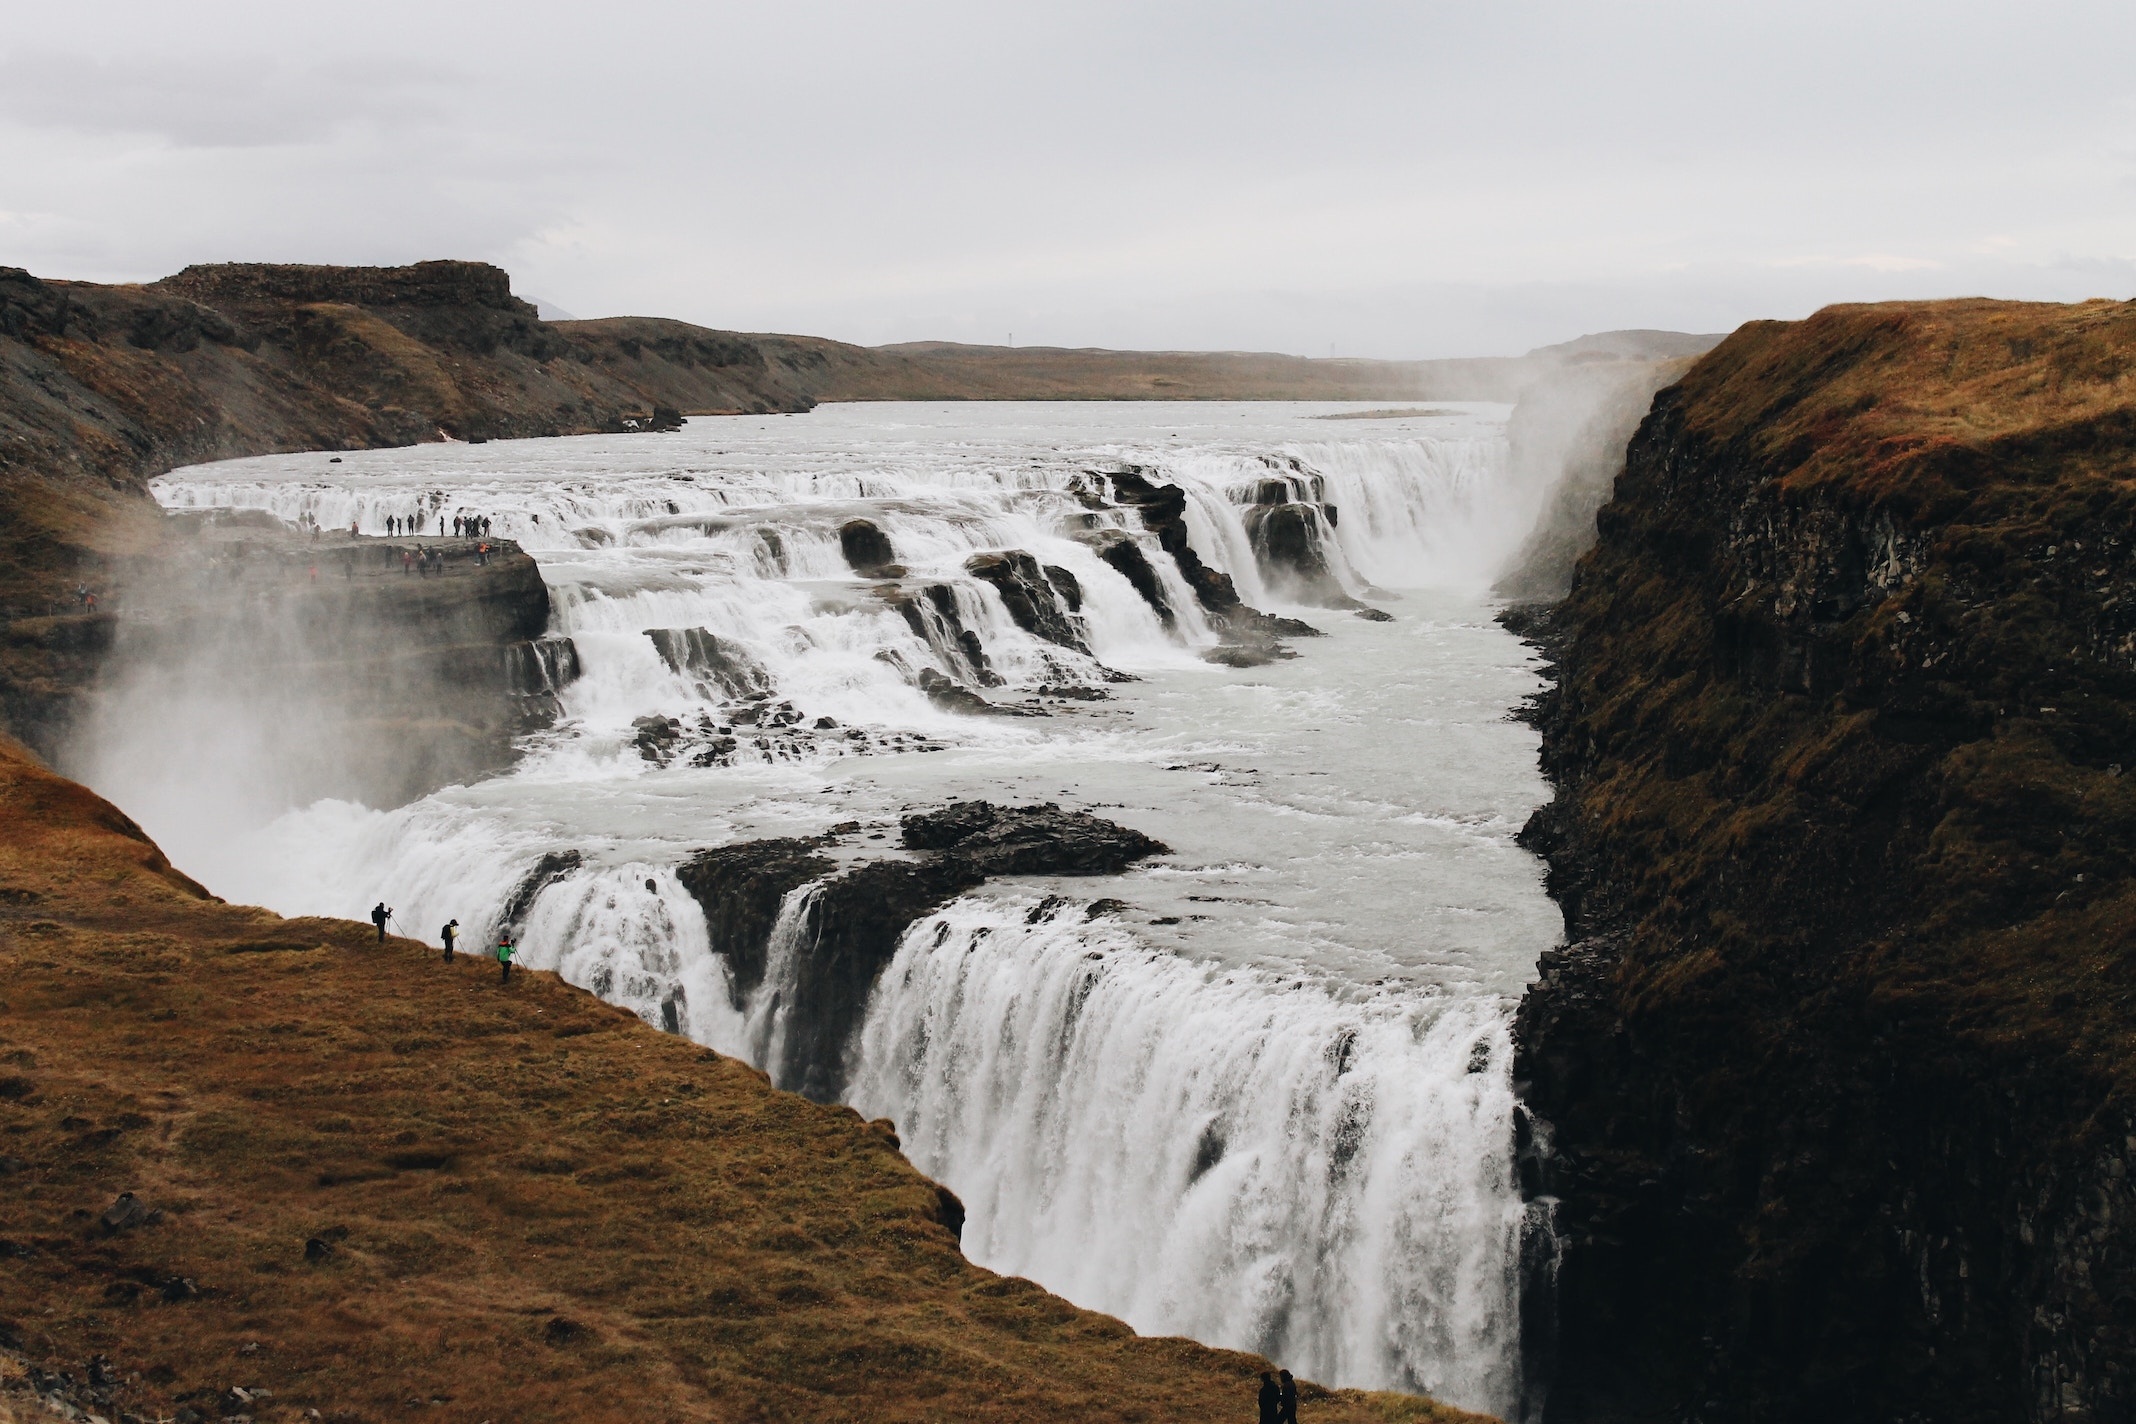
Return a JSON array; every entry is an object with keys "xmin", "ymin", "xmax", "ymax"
[
  {"xmin": 0, "ymin": 735, "xmax": 1482, "ymax": 1424},
  {"xmin": 1514, "ymin": 296, "xmax": 2136, "ymax": 1420}
]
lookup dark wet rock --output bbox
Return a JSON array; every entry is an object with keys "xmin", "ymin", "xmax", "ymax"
[
  {"xmin": 1043, "ymin": 563, "xmax": 1083, "ymax": 612},
  {"xmin": 880, "ymin": 583, "xmax": 1003, "ymax": 687},
  {"xmin": 1025, "ymin": 894, "xmax": 1073, "ymax": 924},
  {"xmin": 1217, "ymin": 608, "xmax": 1323, "ymax": 646},
  {"xmin": 1242, "ymin": 503, "xmax": 1365, "ymax": 608},
  {"xmin": 1353, "ymin": 607, "xmax": 1395, "ymax": 622},
  {"xmin": 774, "ymin": 858, "xmax": 993, "ymax": 1101},
  {"xmin": 838, "ymin": 518, "xmax": 903, "ymax": 578},
  {"xmin": 1104, "ymin": 466, "xmax": 1242, "ymax": 612},
  {"xmin": 499, "ymin": 850, "xmax": 583, "ymax": 931},
  {"xmin": 503, "ymin": 635, "xmax": 581, "ymax": 699},
  {"xmin": 682, "ymin": 803, "xmax": 1164, "ymax": 1102},
  {"xmin": 631, "ymin": 714, "xmax": 685, "ymax": 760},
  {"xmin": 901, "ymin": 800, "xmax": 1169, "ymax": 876},
  {"xmin": 675, "ymin": 838, "xmax": 834, "ymax": 1003},
  {"xmin": 1076, "ymin": 529, "xmax": 1175, "ymax": 629},
  {"xmin": 965, "ymin": 550, "xmax": 1089, "ymax": 653},
  {"xmin": 917, "ymin": 668, "xmax": 1035, "ymax": 717},
  {"xmin": 1201, "ymin": 644, "xmax": 1296, "ymax": 668},
  {"xmin": 1035, "ymin": 684, "xmax": 1109, "ymax": 701},
  {"xmin": 645, "ymin": 627, "xmax": 771, "ymax": 699}
]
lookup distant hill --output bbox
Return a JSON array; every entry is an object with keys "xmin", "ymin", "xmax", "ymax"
[{"xmin": 715, "ymin": 327, "xmax": 1722, "ymax": 406}]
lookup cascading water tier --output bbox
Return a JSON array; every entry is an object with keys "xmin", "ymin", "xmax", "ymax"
[{"xmin": 108, "ymin": 401, "xmax": 1559, "ymax": 1419}]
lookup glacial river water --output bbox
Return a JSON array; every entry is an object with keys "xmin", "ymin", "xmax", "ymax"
[{"xmin": 128, "ymin": 401, "xmax": 1560, "ymax": 1416}]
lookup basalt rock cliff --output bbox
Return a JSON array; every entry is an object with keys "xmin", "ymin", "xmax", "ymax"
[{"xmin": 1512, "ymin": 297, "xmax": 2136, "ymax": 1422}]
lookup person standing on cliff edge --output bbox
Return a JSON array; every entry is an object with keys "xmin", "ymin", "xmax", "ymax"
[
  {"xmin": 1257, "ymin": 1373, "xmax": 1280, "ymax": 1424},
  {"xmin": 1278, "ymin": 1370, "xmax": 1297, "ymax": 1423},
  {"xmin": 370, "ymin": 902, "xmax": 391, "ymax": 943},
  {"xmin": 497, "ymin": 932, "xmax": 516, "ymax": 984},
  {"xmin": 441, "ymin": 919, "xmax": 459, "ymax": 963}
]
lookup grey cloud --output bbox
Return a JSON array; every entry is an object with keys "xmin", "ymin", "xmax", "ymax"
[
  {"xmin": 0, "ymin": 53, "xmax": 463, "ymax": 148},
  {"xmin": 3, "ymin": 0, "xmax": 2133, "ymax": 353}
]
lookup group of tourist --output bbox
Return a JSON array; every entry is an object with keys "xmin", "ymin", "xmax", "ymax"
[
  {"xmin": 368, "ymin": 904, "xmax": 517, "ymax": 982},
  {"xmin": 382, "ymin": 512, "xmax": 498, "ymax": 540},
  {"xmin": 400, "ymin": 546, "xmax": 447, "ymax": 576},
  {"xmin": 1256, "ymin": 1372, "xmax": 1301, "ymax": 1422}
]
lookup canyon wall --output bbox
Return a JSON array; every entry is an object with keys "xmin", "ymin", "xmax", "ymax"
[
  {"xmin": 0, "ymin": 260, "xmax": 823, "ymax": 767},
  {"xmin": 1513, "ymin": 297, "xmax": 2136, "ymax": 1422}
]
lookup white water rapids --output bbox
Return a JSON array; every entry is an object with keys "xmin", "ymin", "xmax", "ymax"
[{"xmin": 118, "ymin": 401, "xmax": 1562, "ymax": 1416}]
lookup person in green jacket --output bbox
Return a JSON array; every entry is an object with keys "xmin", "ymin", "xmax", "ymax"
[{"xmin": 497, "ymin": 933, "xmax": 516, "ymax": 984}]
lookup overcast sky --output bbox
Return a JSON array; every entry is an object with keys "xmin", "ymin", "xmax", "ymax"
[{"xmin": 3, "ymin": 0, "xmax": 2132, "ymax": 357}]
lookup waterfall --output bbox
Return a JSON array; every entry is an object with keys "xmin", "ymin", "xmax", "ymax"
[
  {"xmin": 131, "ymin": 405, "xmax": 1557, "ymax": 1420},
  {"xmin": 737, "ymin": 883, "xmax": 827, "ymax": 1073},
  {"xmin": 846, "ymin": 894, "xmax": 1526, "ymax": 1417}
]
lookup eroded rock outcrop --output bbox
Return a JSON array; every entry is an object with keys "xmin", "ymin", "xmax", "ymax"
[
  {"xmin": 965, "ymin": 550, "xmax": 1090, "ymax": 653},
  {"xmin": 675, "ymin": 802, "xmax": 1168, "ymax": 1101},
  {"xmin": 902, "ymin": 799, "xmax": 1170, "ymax": 875},
  {"xmin": 1512, "ymin": 298, "xmax": 2136, "ymax": 1423}
]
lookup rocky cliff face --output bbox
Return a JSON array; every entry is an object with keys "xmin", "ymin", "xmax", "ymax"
[
  {"xmin": 0, "ymin": 260, "xmax": 822, "ymax": 774},
  {"xmin": 1512, "ymin": 298, "xmax": 2136, "ymax": 1422},
  {"xmin": 67, "ymin": 516, "xmax": 568, "ymax": 810}
]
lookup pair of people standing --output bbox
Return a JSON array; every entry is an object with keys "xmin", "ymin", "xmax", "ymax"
[
  {"xmin": 1257, "ymin": 1371, "xmax": 1298, "ymax": 1424},
  {"xmin": 440, "ymin": 918, "xmax": 516, "ymax": 982}
]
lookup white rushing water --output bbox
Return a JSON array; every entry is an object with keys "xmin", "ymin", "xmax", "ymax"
[{"xmin": 127, "ymin": 401, "xmax": 1559, "ymax": 1416}]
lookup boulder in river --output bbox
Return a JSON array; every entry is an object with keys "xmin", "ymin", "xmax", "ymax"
[
  {"xmin": 901, "ymin": 800, "xmax": 1169, "ymax": 876},
  {"xmin": 916, "ymin": 668, "xmax": 1039, "ymax": 717},
  {"xmin": 838, "ymin": 518, "xmax": 904, "ymax": 578},
  {"xmin": 1202, "ymin": 643, "xmax": 1297, "ymax": 668}
]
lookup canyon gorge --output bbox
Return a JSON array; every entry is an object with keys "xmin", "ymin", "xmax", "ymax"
[{"xmin": 5, "ymin": 258, "xmax": 2133, "ymax": 1424}]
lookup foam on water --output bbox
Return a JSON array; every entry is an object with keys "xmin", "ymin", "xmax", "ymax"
[{"xmin": 128, "ymin": 402, "xmax": 1555, "ymax": 1417}]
